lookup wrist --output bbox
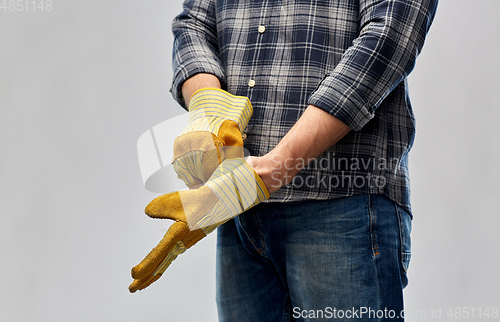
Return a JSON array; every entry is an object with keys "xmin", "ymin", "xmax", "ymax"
[
  {"xmin": 247, "ymin": 150, "xmax": 300, "ymax": 194},
  {"xmin": 182, "ymin": 73, "xmax": 221, "ymax": 106}
]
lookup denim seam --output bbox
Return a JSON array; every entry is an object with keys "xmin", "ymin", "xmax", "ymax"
[
  {"xmin": 283, "ymin": 292, "xmax": 290, "ymax": 322},
  {"xmin": 368, "ymin": 194, "xmax": 380, "ymax": 257},
  {"xmin": 252, "ymin": 210, "xmax": 267, "ymax": 255},
  {"xmin": 395, "ymin": 205, "xmax": 406, "ymax": 254},
  {"xmin": 237, "ymin": 209, "xmax": 267, "ymax": 256},
  {"xmin": 236, "ymin": 215, "xmax": 255, "ymax": 245}
]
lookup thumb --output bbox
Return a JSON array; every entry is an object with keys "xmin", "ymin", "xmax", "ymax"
[
  {"xmin": 145, "ymin": 188, "xmax": 219, "ymax": 229},
  {"xmin": 145, "ymin": 191, "xmax": 188, "ymax": 223}
]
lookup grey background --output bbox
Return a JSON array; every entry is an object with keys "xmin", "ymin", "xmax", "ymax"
[{"xmin": 0, "ymin": 0, "xmax": 498, "ymax": 321}]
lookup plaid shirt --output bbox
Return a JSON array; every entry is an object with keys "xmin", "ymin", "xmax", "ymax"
[{"xmin": 170, "ymin": 0, "xmax": 438, "ymax": 214}]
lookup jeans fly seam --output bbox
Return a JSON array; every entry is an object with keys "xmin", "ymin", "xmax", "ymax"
[
  {"xmin": 251, "ymin": 210, "xmax": 267, "ymax": 255},
  {"xmin": 395, "ymin": 205, "xmax": 406, "ymax": 254},
  {"xmin": 283, "ymin": 292, "xmax": 290, "ymax": 322},
  {"xmin": 368, "ymin": 194, "xmax": 380, "ymax": 257}
]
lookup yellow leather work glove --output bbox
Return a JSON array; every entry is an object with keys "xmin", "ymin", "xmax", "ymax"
[
  {"xmin": 173, "ymin": 88, "xmax": 253, "ymax": 188},
  {"xmin": 129, "ymin": 158, "xmax": 269, "ymax": 293}
]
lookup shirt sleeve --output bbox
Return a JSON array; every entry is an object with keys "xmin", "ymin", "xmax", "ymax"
[
  {"xmin": 307, "ymin": 0, "xmax": 439, "ymax": 131},
  {"xmin": 170, "ymin": 0, "xmax": 226, "ymax": 109}
]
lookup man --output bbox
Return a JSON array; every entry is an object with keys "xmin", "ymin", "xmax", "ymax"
[{"xmin": 170, "ymin": 0, "xmax": 438, "ymax": 320}]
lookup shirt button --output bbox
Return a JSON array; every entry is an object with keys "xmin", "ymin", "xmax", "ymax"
[
  {"xmin": 258, "ymin": 25, "xmax": 266, "ymax": 33},
  {"xmin": 248, "ymin": 79, "xmax": 256, "ymax": 87},
  {"xmin": 242, "ymin": 133, "xmax": 247, "ymax": 140}
]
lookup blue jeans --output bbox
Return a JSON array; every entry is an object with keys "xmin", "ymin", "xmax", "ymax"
[{"xmin": 216, "ymin": 194, "xmax": 411, "ymax": 321}]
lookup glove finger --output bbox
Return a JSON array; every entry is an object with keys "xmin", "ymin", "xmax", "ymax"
[
  {"xmin": 145, "ymin": 188, "xmax": 219, "ymax": 227},
  {"xmin": 181, "ymin": 229, "xmax": 206, "ymax": 248},
  {"xmin": 131, "ymin": 221, "xmax": 190, "ymax": 280},
  {"xmin": 219, "ymin": 120, "xmax": 244, "ymax": 161},
  {"xmin": 129, "ymin": 228, "xmax": 209, "ymax": 293},
  {"xmin": 218, "ymin": 120, "xmax": 244, "ymax": 147},
  {"xmin": 128, "ymin": 272, "xmax": 163, "ymax": 293}
]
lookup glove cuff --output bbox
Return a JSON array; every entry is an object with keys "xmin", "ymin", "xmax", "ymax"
[
  {"xmin": 204, "ymin": 158, "xmax": 270, "ymax": 217},
  {"xmin": 188, "ymin": 88, "xmax": 253, "ymax": 132}
]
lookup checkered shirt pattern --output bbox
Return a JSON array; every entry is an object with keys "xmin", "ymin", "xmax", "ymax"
[{"xmin": 170, "ymin": 0, "xmax": 439, "ymax": 214}]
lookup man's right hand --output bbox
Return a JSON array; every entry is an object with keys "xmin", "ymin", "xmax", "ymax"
[
  {"xmin": 129, "ymin": 158, "xmax": 269, "ymax": 292},
  {"xmin": 172, "ymin": 88, "xmax": 253, "ymax": 188}
]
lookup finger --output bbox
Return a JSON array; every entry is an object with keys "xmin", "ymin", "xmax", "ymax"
[
  {"xmin": 219, "ymin": 120, "xmax": 244, "ymax": 160},
  {"xmin": 181, "ymin": 229, "xmax": 206, "ymax": 248},
  {"xmin": 129, "ymin": 273, "xmax": 163, "ymax": 293},
  {"xmin": 218, "ymin": 120, "xmax": 244, "ymax": 148},
  {"xmin": 146, "ymin": 187, "xmax": 220, "ymax": 229},
  {"xmin": 131, "ymin": 221, "xmax": 190, "ymax": 280}
]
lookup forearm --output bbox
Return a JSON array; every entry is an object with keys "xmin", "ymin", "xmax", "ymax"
[
  {"xmin": 181, "ymin": 79, "xmax": 350, "ymax": 193},
  {"xmin": 308, "ymin": 0, "xmax": 439, "ymax": 131},
  {"xmin": 171, "ymin": 0, "xmax": 225, "ymax": 108},
  {"xmin": 181, "ymin": 73, "xmax": 222, "ymax": 106},
  {"xmin": 248, "ymin": 105, "xmax": 351, "ymax": 193}
]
